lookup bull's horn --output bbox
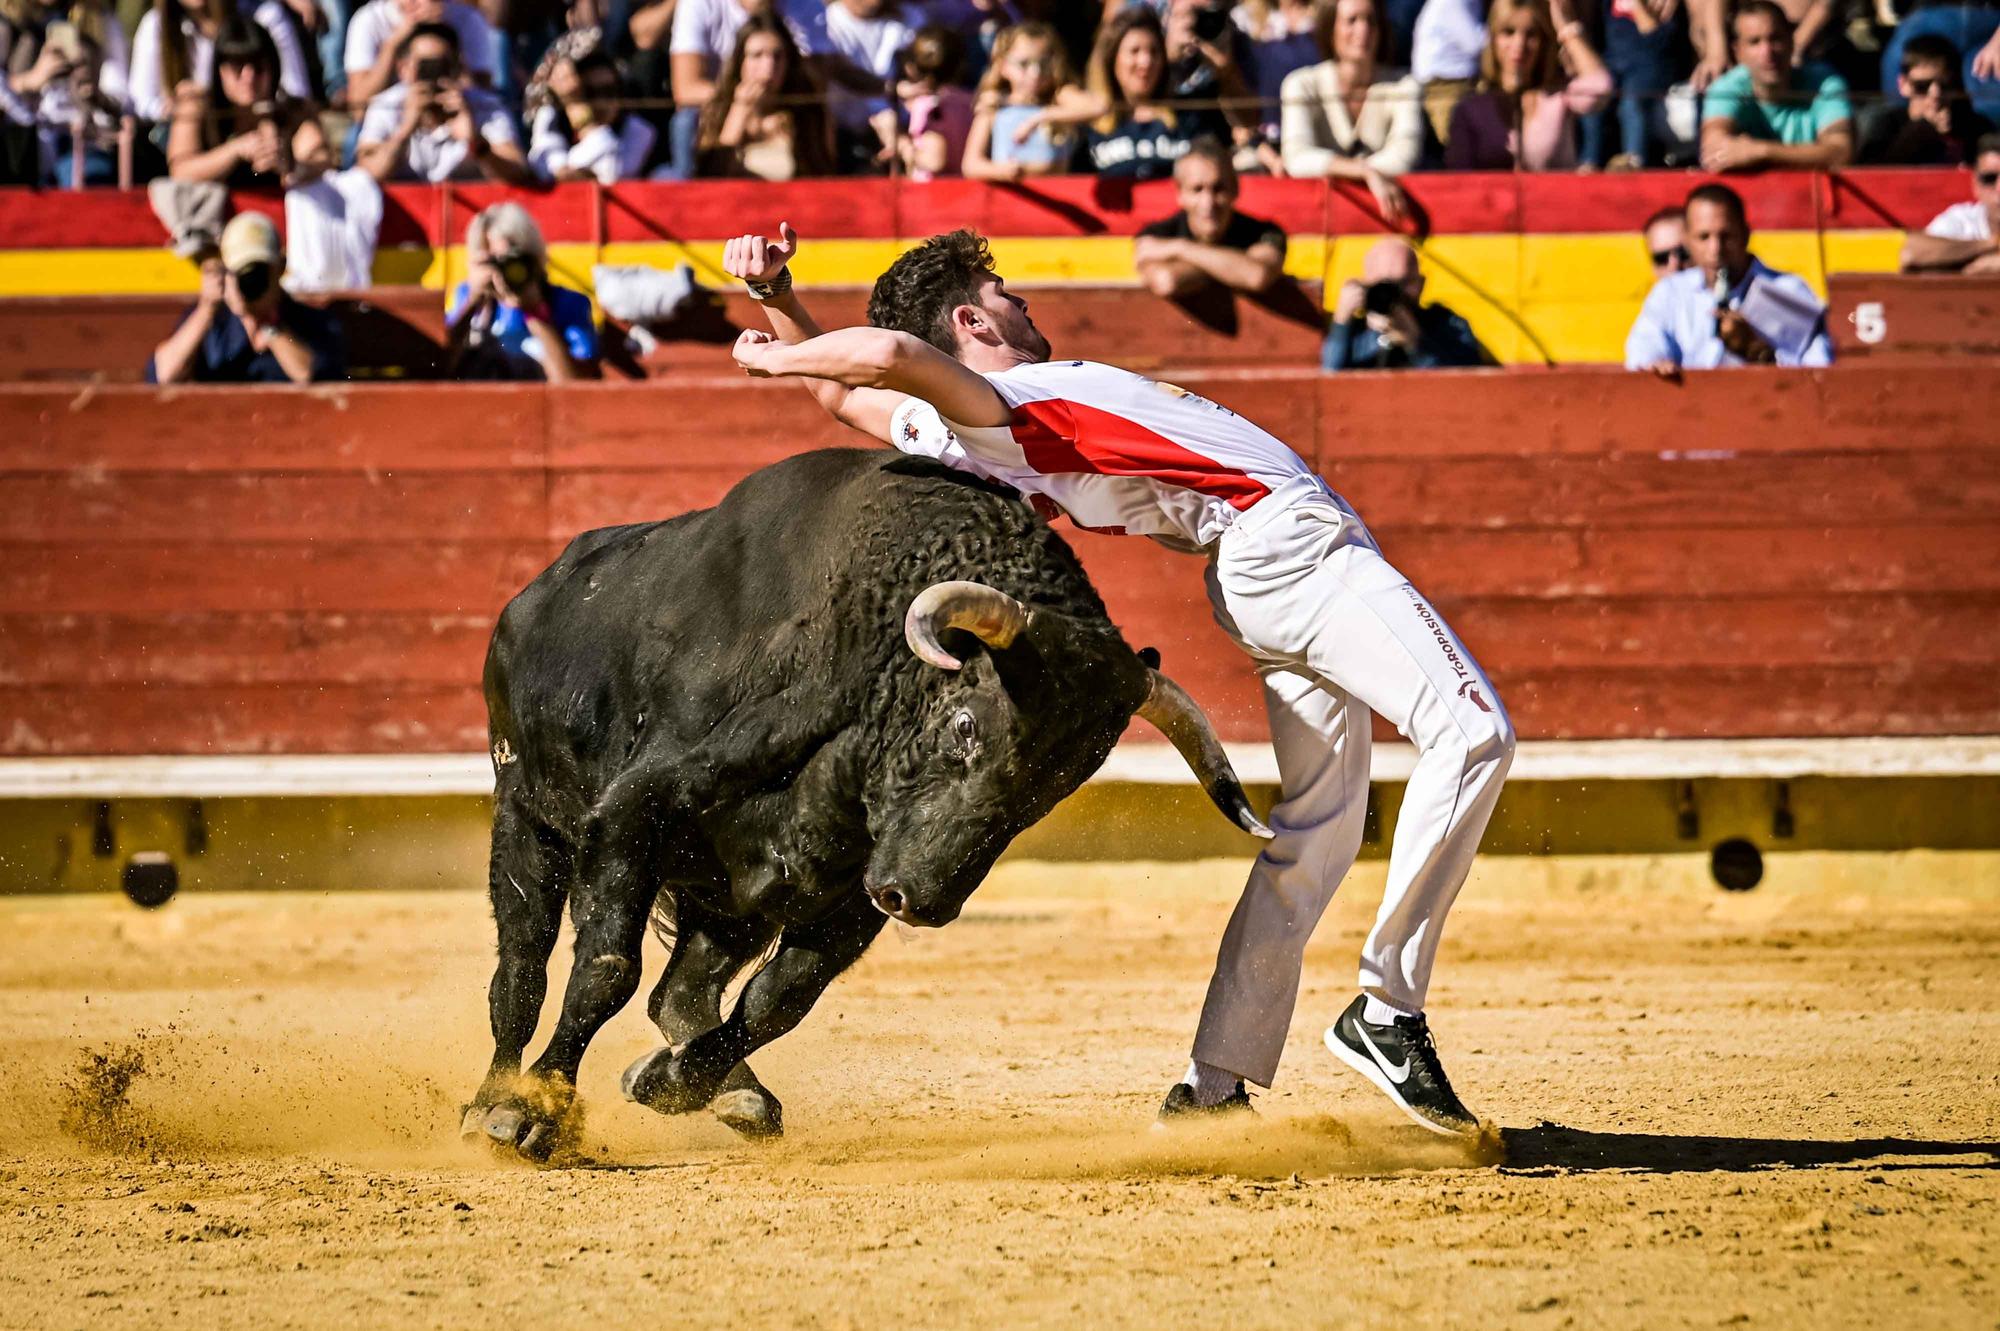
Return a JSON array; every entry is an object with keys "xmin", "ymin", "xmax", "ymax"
[
  {"xmin": 1138, "ymin": 670, "xmax": 1275, "ymax": 839},
  {"xmin": 904, "ymin": 581, "xmax": 1032, "ymax": 671}
]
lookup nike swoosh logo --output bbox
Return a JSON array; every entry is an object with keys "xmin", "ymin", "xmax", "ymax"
[{"xmin": 1357, "ymin": 1024, "xmax": 1411, "ymax": 1084}]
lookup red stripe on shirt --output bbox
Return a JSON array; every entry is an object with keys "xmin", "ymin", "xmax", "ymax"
[{"xmin": 1008, "ymin": 398, "xmax": 1272, "ymax": 511}]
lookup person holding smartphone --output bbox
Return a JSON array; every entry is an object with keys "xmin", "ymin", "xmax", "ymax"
[
  {"xmin": 147, "ymin": 211, "xmax": 346, "ymax": 384},
  {"xmin": 354, "ymin": 20, "xmax": 532, "ymax": 183}
]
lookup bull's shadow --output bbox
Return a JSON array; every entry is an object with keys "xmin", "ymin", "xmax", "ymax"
[{"xmin": 1500, "ymin": 1122, "xmax": 2000, "ymax": 1175}]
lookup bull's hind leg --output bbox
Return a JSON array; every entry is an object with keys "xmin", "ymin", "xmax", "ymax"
[
  {"xmin": 476, "ymin": 793, "xmax": 659, "ymax": 1162},
  {"xmin": 622, "ymin": 905, "xmax": 786, "ymax": 1137},
  {"xmin": 627, "ymin": 891, "xmax": 886, "ymax": 1117},
  {"xmin": 464, "ymin": 795, "xmax": 572, "ymax": 1136}
]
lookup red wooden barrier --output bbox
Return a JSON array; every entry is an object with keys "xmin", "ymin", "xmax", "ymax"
[
  {"xmin": 1, "ymin": 365, "xmax": 1996, "ymax": 755},
  {"xmin": 1825, "ymin": 273, "xmax": 2000, "ymax": 360}
]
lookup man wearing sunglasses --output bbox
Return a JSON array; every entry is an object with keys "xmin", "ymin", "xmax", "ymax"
[
  {"xmin": 1642, "ymin": 205, "xmax": 1691, "ymax": 278},
  {"xmin": 147, "ymin": 213, "xmax": 346, "ymax": 385},
  {"xmin": 1901, "ymin": 133, "xmax": 2000, "ymax": 272},
  {"xmin": 1861, "ymin": 35, "xmax": 1995, "ymax": 165}
]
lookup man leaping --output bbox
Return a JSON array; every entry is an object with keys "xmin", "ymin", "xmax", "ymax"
[{"xmin": 721, "ymin": 223, "xmax": 1515, "ymax": 1135}]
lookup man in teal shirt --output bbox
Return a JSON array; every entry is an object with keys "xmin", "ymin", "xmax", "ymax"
[{"xmin": 1700, "ymin": 0, "xmax": 1854, "ymax": 172}]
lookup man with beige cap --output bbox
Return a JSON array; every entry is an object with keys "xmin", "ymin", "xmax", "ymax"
[{"xmin": 148, "ymin": 213, "xmax": 346, "ymax": 384}]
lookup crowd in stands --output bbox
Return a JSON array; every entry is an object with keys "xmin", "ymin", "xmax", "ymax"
[{"xmin": 6, "ymin": 0, "xmax": 2000, "ymax": 190}]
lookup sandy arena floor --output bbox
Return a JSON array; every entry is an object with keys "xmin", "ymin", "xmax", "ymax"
[{"xmin": 3, "ymin": 858, "xmax": 1997, "ymax": 1329}]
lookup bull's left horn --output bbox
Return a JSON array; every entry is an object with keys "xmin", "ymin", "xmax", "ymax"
[
  {"xmin": 1138, "ymin": 670, "xmax": 1275, "ymax": 840},
  {"xmin": 904, "ymin": 581, "xmax": 1032, "ymax": 671}
]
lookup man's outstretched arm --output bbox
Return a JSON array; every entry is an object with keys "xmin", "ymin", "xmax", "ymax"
[
  {"xmin": 722, "ymin": 224, "xmax": 907, "ymax": 442},
  {"xmin": 732, "ymin": 326, "xmax": 1010, "ymax": 430}
]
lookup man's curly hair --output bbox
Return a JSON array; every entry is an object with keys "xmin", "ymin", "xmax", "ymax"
[{"xmin": 867, "ymin": 229, "xmax": 996, "ymax": 355}]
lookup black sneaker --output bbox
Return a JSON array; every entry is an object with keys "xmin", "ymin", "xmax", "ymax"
[
  {"xmin": 1156, "ymin": 1079, "xmax": 1253, "ymax": 1122},
  {"xmin": 1324, "ymin": 995, "xmax": 1478, "ymax": 1136}
]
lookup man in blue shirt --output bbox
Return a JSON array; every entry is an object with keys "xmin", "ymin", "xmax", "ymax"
[
  {"xmin": 1625, "ymin": 183, "xmax": 1833, "ymax": 374},
  {"xmin": 1323, "ymin": 238, "xmax": 1493, "ymax": 372},
  {"xmin": 147, "ymin": 213, "xmax": 347, "ymax": 385},
  {"xmin": 445, "ymin": 202, "xmax": 597, "ymax": 381}
]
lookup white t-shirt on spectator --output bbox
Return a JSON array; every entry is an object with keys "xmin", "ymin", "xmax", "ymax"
[
  {"xmin": 667, "ymin": 0, "xmax": 831, "ymax": 61},
  {"xmin": 128, "ymin": 0, "xmax": 310, "ymax": 121},
  {"xmin": 358, "ymin": 81, "xmax": 518, "ymax": 181},
  {"xmin": 819, "ymin": 1, "xmax": 922, "ymax": 131},
  {"xmin": 344, "ymin": 0, "xmax": 497, "ymax": 83},
  {"xmin": 1412, "ymin": 0, "xmax": 1485, "ymax": 83},
  {"xmin": 1925, "ymin": 201, "xmax": 1994, "ymax": 241},
  {"xmin": 528, "ymin": 106, "xmax": 659, "ymax": 182}
]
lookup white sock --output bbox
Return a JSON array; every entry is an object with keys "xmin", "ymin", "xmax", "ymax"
[
  {"xmin": 1363, "ymin": 994, "xmax": 1419, "ymax": 1025},
  {"xmin": 1181, "ymin": 1059, "xmax": 1241, "ymax": 1107}
]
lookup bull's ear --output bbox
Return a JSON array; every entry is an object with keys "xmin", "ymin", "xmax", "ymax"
[{"xmin": 1138, "ymin": 647, "xmax": 1161, "ymax": 669}]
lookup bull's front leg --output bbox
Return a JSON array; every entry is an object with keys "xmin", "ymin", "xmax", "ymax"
[{"xmin": 626, "ymin": 891, "xmax": 886, "ymax": 1118}]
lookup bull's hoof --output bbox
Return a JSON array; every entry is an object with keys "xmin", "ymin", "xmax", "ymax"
[
  {"xmin": 711, "ymin": 1088, "xmax": 784, "ymax": 1139},
  {"xmin": 459, "ymin": 1075, "xmax": 580, "ymax": 1164},
  {"xmin": 619, "ymin": 1047, "xmax": 713, "ymax": 1116}
]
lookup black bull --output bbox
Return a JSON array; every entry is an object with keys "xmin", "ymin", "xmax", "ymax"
[{"xmin": 463, "ymin": 448, "xmax": 1267, "ymax": 1159}]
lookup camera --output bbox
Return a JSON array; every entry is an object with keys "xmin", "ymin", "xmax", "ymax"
[
  {"xmin": 233, "ymin": 262, "xmax": 274, "ymax": 303},
  {"xmin": 1192, "ymin": 4, "xmax": 1229, "ymax": 41},
  {"xmin": 1362, "ymin": 280, "xmax": 1410, "ymax": 317},
  {"xmin": 413, "ymin": 55, "xmax": 452, "ymax": 83},
  {"xmin": 494, "ymin": 248, "xmax": 535, "ymax": 292}
]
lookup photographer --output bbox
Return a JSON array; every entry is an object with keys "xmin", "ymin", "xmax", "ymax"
[
  {"xmin": 147, "ymin": 211, "xmax": 345, "ymax": 383},
  {"xmin": 355, "ymin": 21, "xmax": 531, "ymax": 184},
  {"xmin": 1322, "ymin": 237, "xmax": 1493, "ymax": 372},
  {"xmin": 167, "ymin": 15, "xmax": 329, "ymax": 186},
  {"xmin": 443, "ymin": 202, "xmax": 596, "ymax": 382}
]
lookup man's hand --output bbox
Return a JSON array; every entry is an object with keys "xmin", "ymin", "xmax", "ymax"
[
  {"xmin": 1133, "ymin": 235, "xmax": 1183, "ymax": 265},
  {"xmin": 723, "ymin": 223, "xmax": 799, "ymax": 285},
  {"xmin": 439, "ymin": 84, "xmax": 477, "ymax": 144},
  {"xmin": 1333, "ymin": 279, "xmax": 1367, "ymax": 323},
  {"xmin": 1974, "ymin": 28, "xmax": 2000, "ymax": 82},
  {"xmin": 1963, "ymin": 250, "xmax": 2000, "ymax": 275},
  {"xmin": 1366, "ymin": 303, "xmax": 1421, "ymax": 350},
  {"xmin": 1701, "ymin": 133, "xmax": 1765, "ymax": 173},
  {"xmin": 732, "ymin": 328, "xmax": 782, "ymax": 376},
  {"xmin": 196, "ymin": 258, "xmax": 226, "ymax": 313},
  {"xmin": 1717, "ymin": 308, "xmax": 1776, "ymax": 362},
  {"xmin": 1646, "ymin": 358, "xmax": 1682, "ymax": 381}
]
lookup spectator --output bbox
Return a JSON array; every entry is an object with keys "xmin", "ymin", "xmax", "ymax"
[
  {"xmin": 1625, "ymin": 182, "xmax": 1832, "ymax": 373},
  {"xmin": 961, "ymin": 18, "xmax": 1084, "ymax": 180},
  {"xmin": 1899, "ymin": 132, "xmax": 2000, "ymax": 271},
  {"xmin": 1445, "ymin": 0, "xmax": 1611, "ymax": 169},
  {"xmin": 694, "ymin": 12, "xmax": 834, "ymax": 179},
  {"xmin": 1879, "ymin": 0, "xmax": 2000, "ymax": 123},
  {"xmin": 355, "ymin": 21, "xmax": 533, "ymax": 182},
  {"xmin": 819, "ymin": 0, "xmax": 923, "ymax": 169},
  {"xmin": 1279, "ymin": 0, "xmax": 1421, "ymax": 223},
  {"xmin": 167, "ymin": 14, "xmax": 329, "ymax": 185},
  {"xmin": 130, "ymin": 0, "xmax": 310, "ymax": 123},
  {"xmin": 1641, "ymin": 202, "xmax": 1691, "ymax": 278},
  {"xmin": 29, "ymin": 23, "xmax": 131, "ymax": 185},
  {"xmin": 1160, "ymin": 0, "xmax": 1256, "ymax": 152},
  {"xmin": 1235, "ymin": 0, "xmax": 1322, "ymax": 146},
  {"xmin": 148, "ymin": 210, "xmax": 345, "ymax": 382},
  {"xmin": 341, "ymin": 0, "xmax": 493, "ymax": 108},
  {"xmin": 1699, "ymin": 0, "xmax": 1854, "ymax": 171},
  {"xmin": 1584, "ymin": 0, "xmax": 1730, "ymax": 169},
  {"xmin": 1323, "ymin": 236, "xmax": 1493, "ymax": 370},
  {"xmin": 1073, "ymin": 8, "xmax": 1192, "ymax": 179},
  {"xmin": 893, "ymin": 23, "xmax": 974, "ymax": 179},
  {"xmin": 1, "ymin": 0, "xmax": 130, "ymax": 132},
  {"xmin": 444, "ymin": 201, "xmax": 596, "ymax": 382},
  {"xmin": 1134, "ymin": 138, "xmax": 1288, "ymax": 298},
  {"xmin": 1861, "ymin": 34, "xmax": 1995, "ymax": 163},
  {"xmin": 527, "ymin": 41, "xmax": 661, "ymax": 180},
  {"xmin": 1412, "ymin": 0, "xmax": 1485, "ymax": 143},
  {"xmin": 667, "ymin": 0, "xmax": 830, "ymax": 179}
]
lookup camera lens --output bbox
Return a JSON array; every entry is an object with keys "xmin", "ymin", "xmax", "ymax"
[{"xmin": 234, "ymin": 263, "xmax": 272, "ymax": 302}]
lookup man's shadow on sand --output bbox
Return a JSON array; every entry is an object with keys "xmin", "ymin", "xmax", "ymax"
[{"xmin": 1499, "ymin": 1122, "xmax": 2000, "ymax": 1175}]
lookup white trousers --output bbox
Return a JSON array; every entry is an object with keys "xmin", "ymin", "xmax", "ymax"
[{"xmin": 1190, "ymin": 479, "xmax": 1516, "ymax": 1088}]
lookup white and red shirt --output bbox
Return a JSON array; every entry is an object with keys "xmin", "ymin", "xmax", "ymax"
[{"xmin": 888, "ymin": 359, "xmax": 1316, "ymax": 551}]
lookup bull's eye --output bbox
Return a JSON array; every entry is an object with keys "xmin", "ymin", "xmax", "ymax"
[{"xmin": 952, "ymin": 710, "xmax": 978, "ymax": 752}]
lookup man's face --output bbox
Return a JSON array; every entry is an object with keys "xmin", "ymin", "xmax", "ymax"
[
  {"xmin": 1977, "ymin": 150, "xmax": 2000, "ymax": 231},
  {"xmin": 965, "ymin": 272, "xmax": 1050, "ymax": 363},
  {"xmin": 1685, "ymin": 199, "xmax": 1750, "ymax": 283},
  {"xmin": 1732, "ymin": 12, "xmax": 1793, "ymax": 88},
  {"xmin": 1174, "ymin": 155, "xmax": 1237, "ymax": 243},
  {"xmin": 1899, "ymin": 58, "xmax": 1954, "ymax": 128},
  {"xmin": 1645, "ymin": 216, "xmax": 1689, "ymax": 276}
]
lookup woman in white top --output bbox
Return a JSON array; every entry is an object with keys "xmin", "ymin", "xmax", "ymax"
[
  {"xmin": 1279, "ymin": 0, "xmax": 1423, "ymax": 223},
  {"xmin": 526, "ymin": 42, "xmax": 659, "ymax": 182},
  {"xmin": 129, "ymin": 0, "xmax": 307, "ymax": 122}
]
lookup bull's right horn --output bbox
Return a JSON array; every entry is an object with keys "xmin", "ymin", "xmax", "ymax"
[
  {"xmin": 1138, "ymin": 670, "xmax": 1275, "ymax": 840},
  {"xmin": 904, "ymin": 581, "xmax": 1032, "ymax": 671}
]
